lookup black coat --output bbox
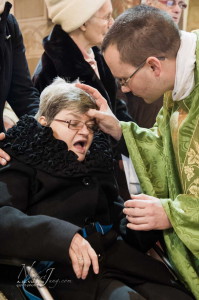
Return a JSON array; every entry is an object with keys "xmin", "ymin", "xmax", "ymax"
[
  {"xmin": 125, "ymin": 93, "xmax": 163, "ymax": 128},
  {"xmin": 0, "ymin": 116, "xmax": 176, "ymax": 299},
  {"xmin": 32, "ymin": 25, "xmax": 132, "ymax": 122},
  {"xmin": 0, "ymin": 2, "xmax": 39, "ymax": 131}
]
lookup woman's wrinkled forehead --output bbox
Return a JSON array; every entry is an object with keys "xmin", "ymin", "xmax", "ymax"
[{"xmin": 54, "ymin": 109, "xmax": 95, "ymax": 124}]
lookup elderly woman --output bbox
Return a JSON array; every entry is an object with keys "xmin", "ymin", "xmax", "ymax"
[
  {"xmin": 0, "ymin": 78, "xmax": 193, "ymax": 300},
  {"xmin": 32, "ymin": 0, "xmax": 131, "ymax": 122}
]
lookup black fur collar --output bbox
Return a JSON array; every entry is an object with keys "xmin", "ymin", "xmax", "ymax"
[
  {"xmin": 44, "ymin": 25, "xmax": 100, "ymax": 80},
  {"xmin": 1, "ymin": 115, "xmax": 113, "ymax": 178}
]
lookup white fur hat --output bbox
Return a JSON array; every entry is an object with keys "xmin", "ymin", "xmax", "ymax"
[{"xmin": 45, "ymin": 0, "xmax": 107, "ymax": 33}]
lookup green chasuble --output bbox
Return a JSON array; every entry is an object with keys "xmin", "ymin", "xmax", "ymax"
[{"xmin": 121, "ymin": 31, "xmax": 199, "ymax": 299}]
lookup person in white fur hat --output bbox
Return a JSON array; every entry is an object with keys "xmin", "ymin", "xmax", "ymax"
[{"xmin": 32, "ymin": 0, "xmax": 132, "ymax": 123}]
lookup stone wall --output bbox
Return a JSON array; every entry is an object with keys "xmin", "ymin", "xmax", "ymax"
[
  {"xmin": 11, "ymin": 0, "xmax": 53, "ymax": 75},
  {"xmin": 112, "ymin": 0, "xmax": 140, "ymax": 18},
  {"xmin": 187, "ymin": 0, "xmax": 199, "ymax": 31}
]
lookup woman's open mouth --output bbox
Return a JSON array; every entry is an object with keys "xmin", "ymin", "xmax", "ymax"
[{"xmin": 73, "ymin": 140, "xmax": 87, "ymax": 154}]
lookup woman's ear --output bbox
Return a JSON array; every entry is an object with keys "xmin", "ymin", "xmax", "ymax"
[
  {"xmin": 80, "ymin": 23, "xmax": 87, "ymax": 32},
  {"xmin": 38, "ymin": 116, "xmax": 47, "ymax": 126}
]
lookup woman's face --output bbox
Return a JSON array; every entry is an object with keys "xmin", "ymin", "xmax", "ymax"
[
  {"xmin": 0, "ymin": 0, "xmax": 6, "ymax": 14},
  {"xmin": 146, "ymin": 0, "xmax": 184, "ymax": 24},
  {"xmin": 84, "ymin": 0, "xmax": 114, "ymax": 47},
  {"xmin": 39, "ymin": 109, "xmax": 95, "ymax": 161}
]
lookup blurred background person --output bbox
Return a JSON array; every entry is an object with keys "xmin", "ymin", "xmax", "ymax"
[
  {"xmin": 142, "ymin": 0, "xmax": 187, "ymax": 24},
  {"xmin": 0, "ymin": 0, "xmax": 39, "ymax": 131}
]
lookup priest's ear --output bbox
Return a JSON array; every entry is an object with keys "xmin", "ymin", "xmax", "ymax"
[{"xmin": 146, "ymin": 56, "xmax": 163, "ymax": 77}]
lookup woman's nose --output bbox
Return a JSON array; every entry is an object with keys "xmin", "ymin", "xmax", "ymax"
[
  {"xmin": 108, "ymin": 17, "xmax": 114, "ymax": 29},
  {"xmin": 172, "ymin": 3, "xmax": 182, "ymax": 13},
  {"xmin": 78, "ymin": 124, "xmax": 90, "ymax": 135}
]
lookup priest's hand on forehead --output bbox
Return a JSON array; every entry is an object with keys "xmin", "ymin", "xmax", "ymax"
[{"xmin": 76, "ymin": 83, "xmax": 122, "ymax": 141}]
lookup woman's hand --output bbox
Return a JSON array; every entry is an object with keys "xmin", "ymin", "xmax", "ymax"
[
  {"xmin": 123, "ymin": 194, "xmax": 172, "ymax": 230},
  {"xmin": 69, "ymin": 233, "xmax": 99, "ymax": 280},
  {"xmin": 76, "ymin": 83, "xmax": 122, "ymax": 141},
  {"xmin": 0, "ymin": 133, "xmax": 10, "ymax": 165}
]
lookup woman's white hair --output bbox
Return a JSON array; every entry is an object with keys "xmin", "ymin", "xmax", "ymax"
[{"xmin": 35, "ymin": 77, "xmax": 97, "ymax": 125}]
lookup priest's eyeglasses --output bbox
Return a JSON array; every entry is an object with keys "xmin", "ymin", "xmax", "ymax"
[
  {"xmin": 158, "ymin": 1, "xmax": 187, "ymax": 9},
  {"xmin": 118, "ymin": 56, "xmax": 166, "ymax": 87}
]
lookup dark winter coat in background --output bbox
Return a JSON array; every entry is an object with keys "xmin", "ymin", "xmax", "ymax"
[
  {"xmin": 0, "ymin": 2, "xmax": 39, "ymax": 131},
  {"xmin": 32, "ymin": 25, "xmax": 132, "ymax": 122}
]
